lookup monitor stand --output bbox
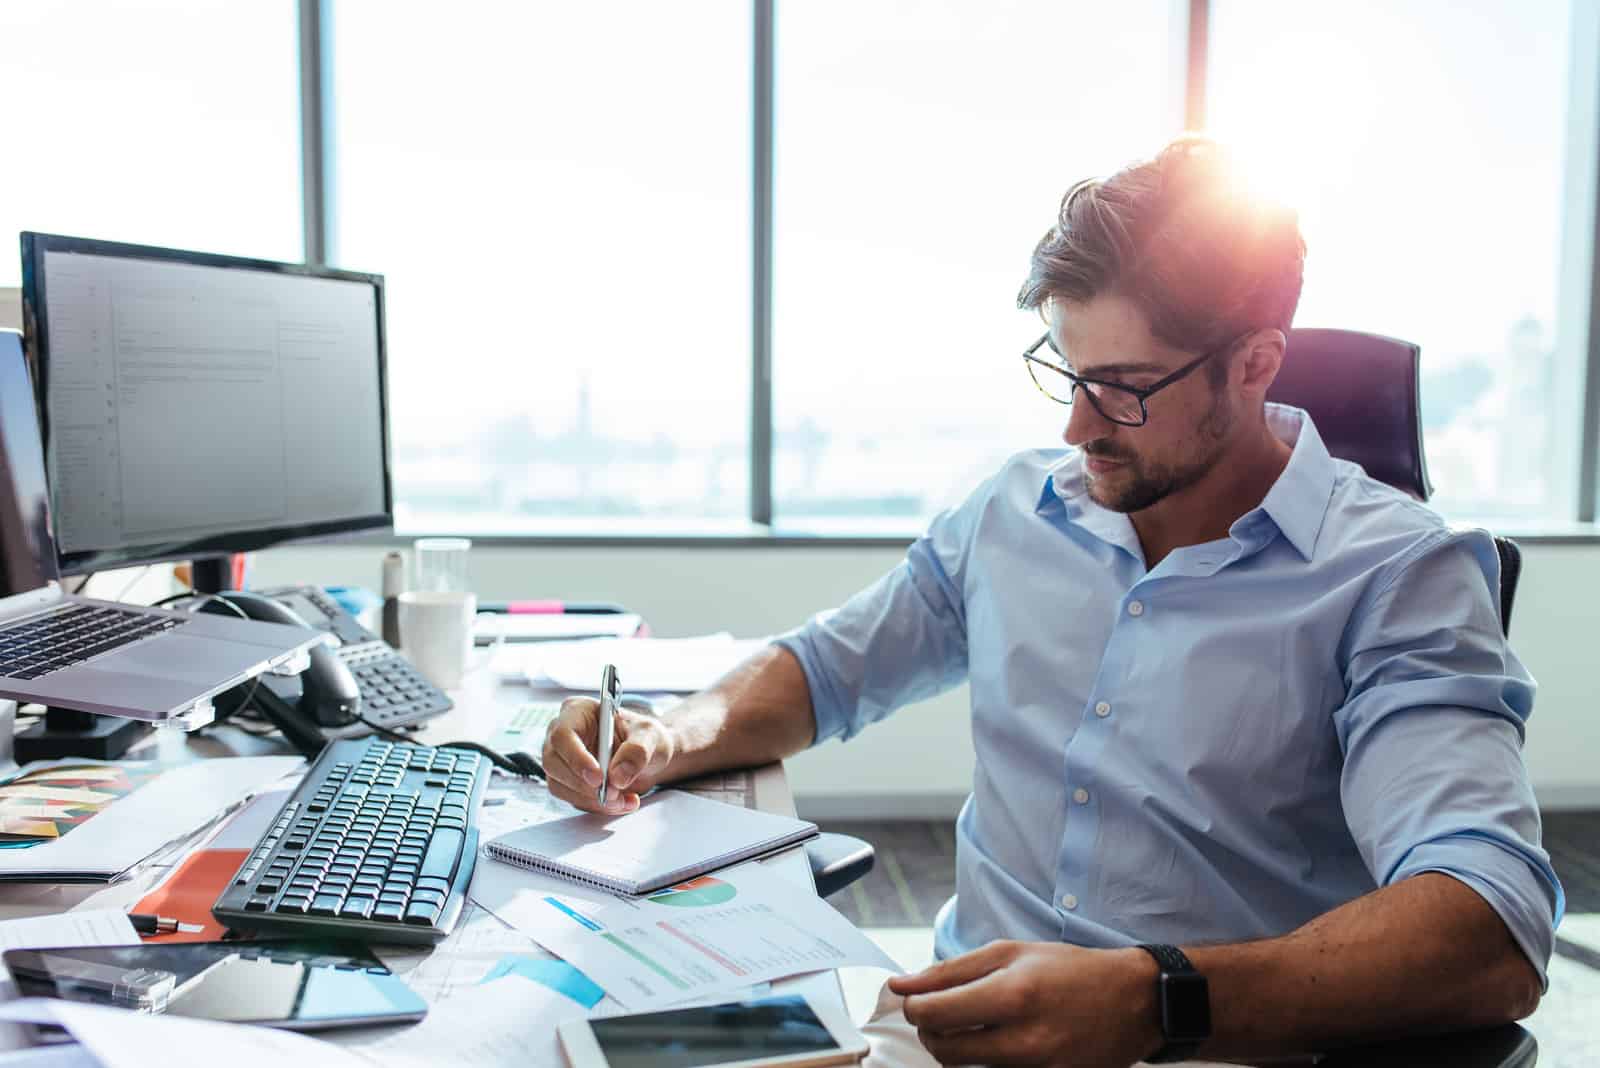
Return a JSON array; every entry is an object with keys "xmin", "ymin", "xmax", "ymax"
[{"xmin": 13, "ymin": 706, "xmax": 149, "ymax": 762}]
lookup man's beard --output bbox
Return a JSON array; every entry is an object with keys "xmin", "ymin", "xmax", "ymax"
[{"xmin": 1085, "ymin": 387, "xmax": 1236, "ymax": 514}]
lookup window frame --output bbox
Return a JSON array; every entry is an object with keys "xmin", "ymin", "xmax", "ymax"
[{"xmin": 290, "ymin": 0, "xmax": 1600, "ymax": 543}]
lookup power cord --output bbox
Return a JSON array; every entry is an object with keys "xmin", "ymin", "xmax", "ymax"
[{"xmin": 354, "ymin": 715, "xmax": 545, "ymax": 780}]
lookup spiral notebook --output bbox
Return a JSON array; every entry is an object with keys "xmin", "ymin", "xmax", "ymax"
[{"xmin": 483, "ymin": 789, "xmax": 819, "ymax": 895}]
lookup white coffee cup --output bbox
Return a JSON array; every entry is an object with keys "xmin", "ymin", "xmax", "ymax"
[{"xmin": 398, "ymin": 591, "xmax": 480, "ymax": 690}]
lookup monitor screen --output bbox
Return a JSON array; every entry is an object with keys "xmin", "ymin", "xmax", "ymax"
[{"xmin": 20, "ymin": 234, "xmax": 392, "ymax": 574}]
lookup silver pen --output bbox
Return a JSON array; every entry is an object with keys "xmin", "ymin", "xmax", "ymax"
[{"xmin": 596, "ymin": 663, "xmax": 619, "ymax": 805}]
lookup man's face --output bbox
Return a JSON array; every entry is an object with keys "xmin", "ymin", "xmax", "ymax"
[{"xmin": 1050, "ymin": 292, "xmax": 1239, "ymax": 513}]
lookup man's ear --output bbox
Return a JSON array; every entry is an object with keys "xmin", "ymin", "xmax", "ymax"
[{"xmin": 1237, "ymin": 329, "xmax": 1286, "ymax": 397}]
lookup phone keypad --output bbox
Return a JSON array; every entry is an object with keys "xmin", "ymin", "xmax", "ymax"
[{"xmin": 342, "ymin": 642, "xmax": 452, "ymax": 727}]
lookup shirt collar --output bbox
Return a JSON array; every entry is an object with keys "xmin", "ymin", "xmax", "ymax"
[{"xmin": 1036, "ymin": 403, "xmax": 1335, "ymax": 562}]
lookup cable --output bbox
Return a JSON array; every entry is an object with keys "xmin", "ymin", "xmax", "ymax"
[
  {"xmin": 354, "ymin": 715, "xmax": 545, "ymax": 780},
  {"xmin": 111, "ymin": 564, "xmax": 155, "ymax": 603}
]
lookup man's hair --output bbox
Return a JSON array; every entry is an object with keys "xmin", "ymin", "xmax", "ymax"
[{"xmin": 1018, "ymin": 136, "xmax": 1306, "ymax": 359}]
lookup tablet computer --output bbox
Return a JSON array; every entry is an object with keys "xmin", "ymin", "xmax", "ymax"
[
  {"xmin": 558, "ymin": 993, "xmax": 867, "ymax": 1068},
  {"xmin": 2, "ymin": 939, "xmax": 426, "ymax": 1032}
]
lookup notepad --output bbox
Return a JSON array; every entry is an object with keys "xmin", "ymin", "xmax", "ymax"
[{"xmin": 483, "ymin": 789, "xmax": 818, "ymax": 895}]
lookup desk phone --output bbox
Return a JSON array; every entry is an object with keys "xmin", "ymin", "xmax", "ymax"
[{"xmin": 249, "ymin": 585, "xmax": 452, "ymax": 734}]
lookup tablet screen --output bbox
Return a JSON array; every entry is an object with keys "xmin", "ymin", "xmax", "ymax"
[
  {"xmin": 589, "ymin": 994, "xmax": 841, "ymax": 1068},
  {"xmin": 2, "ymin": 940, "xmax": 426, "ymax": 1032}
]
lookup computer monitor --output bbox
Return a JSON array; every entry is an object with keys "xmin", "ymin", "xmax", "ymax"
[{"xmin": 19, "ymin": 233, "xmax": 393, "ymax": 575}]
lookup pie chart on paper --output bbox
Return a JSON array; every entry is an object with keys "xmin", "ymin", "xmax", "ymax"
[{"xmin": 647, "ymin": 875, "xmax": 737, "ymax": 907}]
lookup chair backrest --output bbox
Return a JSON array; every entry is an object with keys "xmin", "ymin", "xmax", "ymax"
[
  {"xmin": 1269, "ymin": 328, "xmax": 1433, "ymax": 501},
  {"xmin": 1270, "ymin": 328, "xmax": 1518, "ymax": 636}
]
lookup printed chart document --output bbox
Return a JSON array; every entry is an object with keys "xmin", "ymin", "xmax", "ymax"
[
  {"xmin": 472, "ymin": 858, "xmax": 899, "ymax": 1010},
  {"xmin": 0, "ymin": 757, "xmax": 303, "ymax": 882}
]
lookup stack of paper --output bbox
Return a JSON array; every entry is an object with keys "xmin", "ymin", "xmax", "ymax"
[{"xmin": 525, "ymin": 635, "xmax": 771, "ymax": 693}]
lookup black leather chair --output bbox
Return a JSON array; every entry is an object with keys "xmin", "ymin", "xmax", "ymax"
[{"xmin": 1268, "ymin": 327, "xmax": 1536, "ymax": 1062}]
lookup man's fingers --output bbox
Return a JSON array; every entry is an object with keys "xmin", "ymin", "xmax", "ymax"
[
  {"xmin": 549, "ymin": 726, "xmax": 602, "ymax": 787},
  {"xmin": 890, "ymin": 941, "xmax": 1013, "ymax": 998},
  {"xmin": 901, "ymin": 969, "xmax": 1023, "ymax": 1035},
  {"xmin": 917, "ymin": 1021, "xmax": 1037, "ymax": 1067}
]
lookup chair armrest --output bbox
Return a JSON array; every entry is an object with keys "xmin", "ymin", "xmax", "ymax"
[
  {"xmin": 1316, "ymin": 1023, "xmax": 1536, "ymax": 1068},
  {"xmin": 806, "ymin": 832, "xmax": 875, "ymax": 899}
]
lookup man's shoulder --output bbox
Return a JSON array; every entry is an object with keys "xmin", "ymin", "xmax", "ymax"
[{"xmin": 1318, "ymin": 457, "xmax": 1461, "ymax": 573}]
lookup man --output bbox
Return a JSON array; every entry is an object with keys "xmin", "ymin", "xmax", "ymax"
[{"xmin": 542, "ymin": 137, "xmax": 1561, "ymax": 1067}]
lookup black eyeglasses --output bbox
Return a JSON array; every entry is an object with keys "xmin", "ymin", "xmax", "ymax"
[{"xmin": 1021, "ymin": 332, "xmax": 1238, "ymax": 427}]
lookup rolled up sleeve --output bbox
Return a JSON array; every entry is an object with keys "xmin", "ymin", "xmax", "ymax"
[
  {"xmin": 1336, "ymin": 529, "xmax": 1563, "ymax": 986},
  {"xmin": 774, "ymin": 483, "xmax": 987, "ymax": 745}
]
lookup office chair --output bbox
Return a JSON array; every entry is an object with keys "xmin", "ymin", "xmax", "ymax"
[{"xmin": 1269, "ymin": 327, "xmax": 1536, "ymax": 1064}]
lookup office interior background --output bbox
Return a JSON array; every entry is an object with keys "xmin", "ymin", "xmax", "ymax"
[{"xmin": 2, "ymin": 2, "xmax": 1599, "ymax": 821}]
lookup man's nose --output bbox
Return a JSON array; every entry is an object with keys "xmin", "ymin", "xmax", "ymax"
[{"xmin": 1063, "ymin": 390, "xmax": 1114, "ymax": 448}]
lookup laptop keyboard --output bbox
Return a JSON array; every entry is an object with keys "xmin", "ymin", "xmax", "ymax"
[{"xmin": 0, "ymin": 604, "xmax": 186, "ymax": 680}]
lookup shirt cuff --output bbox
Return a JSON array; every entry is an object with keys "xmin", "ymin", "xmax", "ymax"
[
  {"xmin": 1388, "ymin": 831, "xmax": 1565, "ymax": 990},
  {"xmin": 773, "ymin": 624, "xmax": 851, "ymax": 746}
]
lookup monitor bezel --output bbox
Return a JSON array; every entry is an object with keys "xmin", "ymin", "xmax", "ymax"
[{"xmin": 19, "ymin": 232, "xmax": 395, "ymax": 576}]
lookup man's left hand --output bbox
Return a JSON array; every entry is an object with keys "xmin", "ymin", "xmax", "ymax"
[{"xmin": 889, "ymin": 941, "xmax": 1162, "ymax": 1067}]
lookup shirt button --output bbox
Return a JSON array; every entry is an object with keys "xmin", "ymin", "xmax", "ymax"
[
  {"xmin": 1127, "ymin": 600, "xmax": 1144, "ymax": 617},
  {"xmin": 1094, "ymin": 701, "xmax": 1111, "ymax": 717},
  {"xmin": 1061, "ymin": 893, "xmax": 1078, "ymax": 910},
  {"xmin": 1073, "ymin": 788, "xmax": 1089, "ymax": 804}
]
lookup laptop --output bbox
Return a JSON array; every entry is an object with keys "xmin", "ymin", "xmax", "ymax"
[{"xmin": 0, "ymin": 329, "xmax": 323, "ymax": 722}]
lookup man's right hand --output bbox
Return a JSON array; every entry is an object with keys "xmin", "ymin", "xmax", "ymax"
[{"xmin": 542, "ymin": 696, "xmax": 678, "ymax": 815}]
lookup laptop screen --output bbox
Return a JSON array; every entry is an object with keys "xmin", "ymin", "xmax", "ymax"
[{"xmin": 0, "ymin": 332, "xmax": 60, "ymax": 597}]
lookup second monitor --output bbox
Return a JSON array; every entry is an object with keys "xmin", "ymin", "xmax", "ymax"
[{"xmin": 19, "ymin": 232, "xmax": 394, "ymax": 575}]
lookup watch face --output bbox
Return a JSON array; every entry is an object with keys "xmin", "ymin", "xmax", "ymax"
[{"xmin": 1160, "ymin": 973, "xmax": 1211, "ymax": 1040}]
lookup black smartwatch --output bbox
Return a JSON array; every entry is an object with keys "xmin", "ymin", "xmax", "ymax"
[{"xmin": 1136, "ymin": 944, "xmax": 1211, "ymax": 1063}]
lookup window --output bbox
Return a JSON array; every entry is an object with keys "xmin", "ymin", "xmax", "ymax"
[
  {"xmin": 332, "ymin": 0, "xmax": 753, "ymax": 535},
  {"xmin": 0, "ymin": 2, "xmax": 302, "ymax": 286},
  {"xmin": 1208, "ymin": 0, "xmax": 1594, "ymax": 522},
  {"xmin": 770, "ymin": 0, "xmax": 1181, "ymax": 533}
]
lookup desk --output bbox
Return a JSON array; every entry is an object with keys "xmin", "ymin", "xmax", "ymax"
[{"xmin": 1, "ymin": 667, "xmax": 848, "ymax": 1041}]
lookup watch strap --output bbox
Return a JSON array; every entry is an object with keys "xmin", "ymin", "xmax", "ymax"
[{"xmin": 1136, "ymin": 944, "xmax": 1206, "ymax": 1064}]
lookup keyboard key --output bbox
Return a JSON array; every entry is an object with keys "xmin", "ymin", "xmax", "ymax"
[
  {"xmin": 309, "ymin": 894, "xmax": 345, "ymax": 916},
  {"xmin": 403, "ymin": 901, "xmax": 441, "ymax": 926},
  {"xmin": 373, "ymin": 901, "xmax": 406, "ymax": 922},
  {"xmin": 418, "ymin": 828, "xmax": 464, "ymax": 883},
  {"xmin": 340, "ymin": 896, "xmax": 375, "ymax": 919}
]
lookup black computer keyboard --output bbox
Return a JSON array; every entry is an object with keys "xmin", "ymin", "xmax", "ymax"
[
  {"xmin": 213, "ymin": 737, "xmax": 490, "ymax": 945},
  {"xmin": 0, "ymin": 604, "xmax": 184, "ymax": 680}
]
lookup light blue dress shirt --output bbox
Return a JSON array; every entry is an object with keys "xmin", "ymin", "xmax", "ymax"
[{"xmin": 777, "ymin": 405, "xmax": 1562, "ymax": 983}]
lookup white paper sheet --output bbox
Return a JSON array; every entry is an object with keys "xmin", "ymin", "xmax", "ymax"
[
  {"xmin": 526, "ymin": 636, "xmax": 770, "ymax": 693},
  {"xmin": 473, "ymin": 859, "xmax": 900, "ymax": 1010},
  {"xmin": 0, "ymin": 910, "xmax": 140, "ymax": 996},
  {"xmin": 0, "ymin": 1044, "xmax": 100, "ymax": 1067},
  {"xmin": 328, "ymin": 975, "xmax": 589, "ymax": 1067},
  {"xmin": 0, "ymin": 999, "xmax": 358, "ymax": 1068}
]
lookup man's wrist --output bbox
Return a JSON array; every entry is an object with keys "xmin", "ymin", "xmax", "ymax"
[{"xmin": 1116, "ymin": 946, "xmax": 1166, "ymax": 1062}]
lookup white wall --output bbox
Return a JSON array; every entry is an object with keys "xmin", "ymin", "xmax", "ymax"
[{"xmin": 251, "ymin": 539, "xmax": 1600, "ymax": 818}]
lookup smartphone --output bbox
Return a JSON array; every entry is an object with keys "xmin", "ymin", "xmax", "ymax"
[{"xmin": 558, "ymin": 993, "xmax": 868, "ymax": 1068}]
